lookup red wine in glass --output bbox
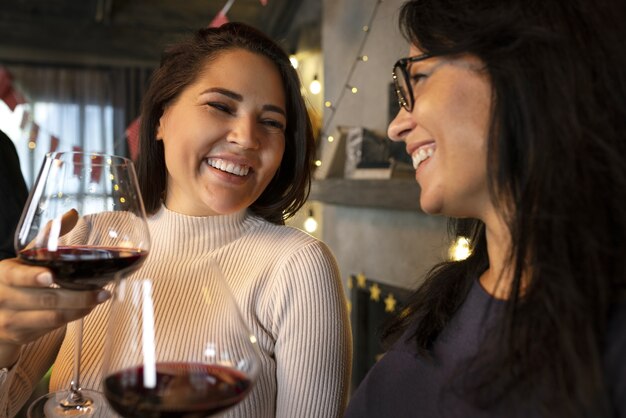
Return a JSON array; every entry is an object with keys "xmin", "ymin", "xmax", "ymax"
[
  {"xmin": 103, "ymin": 362, "xmax": 252, "ymax": 418},
  {"xmin": 17, "ymin": 151, "xmax": 151, "ymax": 418},
  {"xmin": 18, "ymin": 246, "xmax": 148, "ymax": 290},
  {"xmin": 102, "ymin": 262, "xmax": 260, "ymax": 418}
]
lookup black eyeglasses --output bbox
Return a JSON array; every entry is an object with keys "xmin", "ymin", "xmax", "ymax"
[{"xmin": 392, "ymin": 53, "xmax": 432, "ymax": 112}]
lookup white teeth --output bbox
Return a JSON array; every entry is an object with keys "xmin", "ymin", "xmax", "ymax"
[
  {"xmin": 206, "ymin": 158, "xmax": 250, "ymax": 176},
  {"xmin": 411, "ymin": 145, "xmax": 435, "ymax": 170}
]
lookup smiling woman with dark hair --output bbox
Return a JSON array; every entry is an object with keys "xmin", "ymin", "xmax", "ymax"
[{"xmin": 345, "ymin": 0, "xmax": 626, "ymax": 417}]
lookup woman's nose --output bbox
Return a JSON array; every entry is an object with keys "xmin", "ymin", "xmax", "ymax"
[
  {"xmin": 387, "ymin": 107, "xmax": 415, "ymax": 142},
  {"xmin": 227, "ymin": 117, "xmax": 259, "ymax": 149}
]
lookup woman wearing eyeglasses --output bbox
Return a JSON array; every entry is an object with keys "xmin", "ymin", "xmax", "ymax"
[{"xmin": 345, "ymin": 0, "xmax": 626, "ymax": 417}]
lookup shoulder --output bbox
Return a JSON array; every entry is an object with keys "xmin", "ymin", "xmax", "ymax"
[
  {"xmin": 245, "ymin": 218, "xmax": 340, "ymax": 285},
  {"xmin": 245, "ymin": 216, "xmax": 333, "ymax": 259}
]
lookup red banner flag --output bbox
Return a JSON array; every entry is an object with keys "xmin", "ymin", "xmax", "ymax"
[
  {"xmin": 49, "ymin": 135, "xmax": 60, "ymax": 152},
  {"xmin": 19, "ymin": 110, "xmax": 30, "ymax": 130},
  {"xmin": 0, "ymin": 67, "xmax": 26, "ymax": 111},
  {"xmin": 1, "ymin": 89, "xmax": 26, "ymax": 111},
  {"xmin": 90, "ymin": 154, "xmax": 104, "ymax": 184},
  {"xmin": 0, "ymin": 67, "xmax": 10, "ymax": 96},
  {"xmin": 28, "ymin": 123, "xmax": 39, "ymax": 146},
  {"xmin": 209, "ymin": 11, "xmax": 229, "ymax": 28},
  {"xmin": 73, "ymin": 146, "xmax": 83, "ymax": 177},
  {"xmin": 209, "ymin": 0, "xmax": 234, "ymax": 28},
  {"xmin": 125, "ymin": 117, "xmax": 141, "ymax": 161}
]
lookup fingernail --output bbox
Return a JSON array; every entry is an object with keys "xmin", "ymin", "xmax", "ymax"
[
  {"xmin": 36, "ymin": 272, "xmax": 53, "ymax": 286},
  {"xmin": 97, "ymin": 290, "xmax": 111, "ymax": 303}
]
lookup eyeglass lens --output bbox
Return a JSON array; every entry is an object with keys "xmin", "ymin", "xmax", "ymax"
[{"xmin": 393, "ymin": 64, "xmax": 411, "ymax": 111}]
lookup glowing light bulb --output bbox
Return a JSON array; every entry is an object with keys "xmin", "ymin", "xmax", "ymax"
[
  {"xmin": 309, "ymin": 76, "xmax": 321, "ymax": 95},
  {"xmin": 449, "ymin": 236, "xmax": 472, "ymax": 261},
  {"xmin": 303, "ymin": 210, "xmax": 318, "ymax": 233}
]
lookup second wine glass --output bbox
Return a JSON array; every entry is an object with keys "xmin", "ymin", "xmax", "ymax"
[
  {"xmin": 15, "ymin": 151, "xmax": 151, "ymax": 417},
  {"xmin": 102, "ymin": 259, "xmax": 261, "ymax": 418}
]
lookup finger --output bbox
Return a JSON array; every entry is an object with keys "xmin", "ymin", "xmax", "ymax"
[
  {"xmin": 59, "ymin": 208, "xmax": 79, "ymax": 236},
  {"xmin": 0, "ymin": 258, "xmax": 53, "ymax": 288},
  {"xmin": 25, "ymin": 208, "xmax": 79, "ymax": 250},
  {"xmin": 0, "ymin": 286, "xmax": 111, "ymax": 311}
]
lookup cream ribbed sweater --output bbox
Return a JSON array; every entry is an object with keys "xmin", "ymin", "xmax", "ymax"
[{"xmin": 2, "ymin": 206, "xmax": 352, "ymax": 417}]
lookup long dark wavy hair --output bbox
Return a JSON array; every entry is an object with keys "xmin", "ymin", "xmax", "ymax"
[
  {"xmin": 135, "ymin": 23, "xmax": 315, "ymax": 224},
  {"xmin": 383, "ymin": 0, "xmax": 626, "ymax": 416}
]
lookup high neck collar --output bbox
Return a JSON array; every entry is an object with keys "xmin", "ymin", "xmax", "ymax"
[{"xmin": 147, "ymin": 205, "xmax": 256, "ymax": 255}]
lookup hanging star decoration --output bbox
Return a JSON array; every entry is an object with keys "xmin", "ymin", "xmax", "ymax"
[
  {"xmin": 384, "ymin": 293, "xmax": 397, "ymax": 313},
  {"xmin": 369, "ymin": 283, "xmax": 381, "ymax": 302},
  {"xmin": 356, "ymin": 273, "xmax": 367, "ymax": 289}
]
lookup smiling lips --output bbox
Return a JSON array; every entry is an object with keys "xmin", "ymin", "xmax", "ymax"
[
  {"xmin": 205, "ymin": 157, "xmax": 250, "ymax": 177},
  {"xmin": 411, "ymin": 144, "xmax": 435, "ymax": 170}
]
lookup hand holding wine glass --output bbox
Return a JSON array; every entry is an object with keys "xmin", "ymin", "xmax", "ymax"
[
  {"xmin": 12, "ymin": 151, "xmax": 150, "ymax": 417},
  {"xmin": 102, "ymin": 259, "xmax": 261, "ymax": 418}
]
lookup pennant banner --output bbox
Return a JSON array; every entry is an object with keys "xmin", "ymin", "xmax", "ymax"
[
  {"xmin": 209, "ymin": 11, "xmax": 229, "ymax": 28},
  {"xmin": 50, "ymin": 135, "xmax": 60, "ymax": 153},
  {"xmin": 73, "ymin": 146, "xmax": 84, "ymax": 176},
  {"xmin": 125, "ymin": 117, "xmax": 141, "ymax": 161},
  {"xmin": 90, "ymin": 154, "xmax": 104, "ymax": 184},
  {"xmin": 209, "ymin": 0, "xmax": 235, "ymax": 28},
  {"xmin": 19, "ymin": 110, "xmax": 30, "ymax": 130},
  {"xmin": 0, "ymin": 67, "xmax": 26, "ymax": 111},
  {"xmin": 28, "ymin": 123, "xmax": 39, "ymax": 146}
]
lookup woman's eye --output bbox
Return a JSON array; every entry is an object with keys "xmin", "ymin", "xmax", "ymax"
[
  {"xmin": 261, "ymin": 119, "xmax": 285, "ymax": 131},
  {"xmin": 207, "ymin": 102, "xmax": 233, "ymax": 114},
  {"xmin": 410, "ymin": 73, "xmax": 427, "ymax": 85}
]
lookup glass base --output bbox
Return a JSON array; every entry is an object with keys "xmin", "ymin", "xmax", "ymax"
[{"xmin": 27, "ymin": 389, "xmax": 107, "ymax": 418}]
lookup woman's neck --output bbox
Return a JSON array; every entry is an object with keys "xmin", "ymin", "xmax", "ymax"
[{"xmin": 479, "ymin": 213, "xmax": 516, "ymax": 300}]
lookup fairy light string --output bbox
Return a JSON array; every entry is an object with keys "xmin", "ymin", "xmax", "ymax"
[{"xmin": 319, "ymin": 0, "xmax": 383, "ymax": 150}]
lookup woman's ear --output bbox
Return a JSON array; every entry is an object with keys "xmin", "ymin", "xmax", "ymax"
[{"xmin": 156, "ymin": 120, "xmax": 164, "ymax": 141}]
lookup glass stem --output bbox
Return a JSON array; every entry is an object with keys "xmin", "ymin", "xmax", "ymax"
[
  {"xmin": 61, "ymin": 318, "xmax": 87, "ymax": 406},
  {"xmin": 70, "ymin": 317, "xmax": 83, "ymax": 393}
]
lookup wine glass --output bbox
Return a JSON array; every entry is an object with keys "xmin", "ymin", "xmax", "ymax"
[
  {"xmin": 14, "ymin": 151, "xmax": 151, "ymax": 417},
  {"xmin": 102, "ymin": 259, "xmax": 261, "ymax": 417}
]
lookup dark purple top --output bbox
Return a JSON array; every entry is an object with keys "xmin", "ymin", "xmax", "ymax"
[{"xmin": 344, "ymin": 279, "xmax": 626, "ymax": 418}]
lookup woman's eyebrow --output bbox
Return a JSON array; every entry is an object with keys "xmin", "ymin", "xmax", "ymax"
[
  {"xmin": 200, "ymin": 87, "xmax": 243, "ymax": 101},
  {"xmin": 201, "ymin": 87, "xmax": 286, "ymax": 117},
  {"xmin": 263, "ymin": 104, "xmax": 286, "ymax": 117}
]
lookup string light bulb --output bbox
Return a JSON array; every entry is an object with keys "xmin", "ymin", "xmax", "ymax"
[
  {"xmin": 303, "ymin": 209, "xmax": 318, "ymax": 233},
  {"xmin": 309, "ymin": 75, "xmax": 321, "ymax": 95},
  {"xmin": 449, "ymin": 236, "xmax": 472, "ymax": 261}
]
